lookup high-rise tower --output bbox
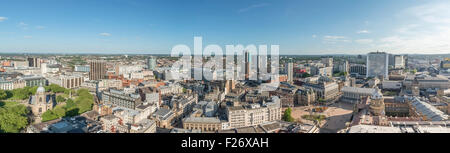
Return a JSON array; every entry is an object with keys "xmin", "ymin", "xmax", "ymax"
[{"xmin": 89, "ymin": 60, "xmax": 106, "ymax": 80}]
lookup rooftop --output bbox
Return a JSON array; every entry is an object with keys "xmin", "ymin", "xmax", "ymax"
[
  {"xmin": 342, "ymin": 86, "xmax": 376, "ymax": 94},
  {"xmin": 410, "ymin": 97, "xmax": 448, "ymax": 121},
  {"xmin": 183, "ymin": 117, "xmax": 221, "ymax": 124}
]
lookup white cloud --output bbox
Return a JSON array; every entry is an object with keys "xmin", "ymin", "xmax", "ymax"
[
  {"xmin": 99, "ymin": 33, "xmax": 112, "ymax": 36},
  {"xmin": 323, "ymin": 35, "xmax": 351, "ymax": 43},
  {"xmin": 312, "ymin": 35, "xmax": 317, "ymax": 38},
  {"xmin": 355, "ymin": 39, "xmax": 373, "ymax": 44},
  {"xmin": 324, "ymin": 35, "xmax": 346, "ymax": 39},
  {"xmin": 0, "ymin": 17, "xmax": 7, "ymax": 22},
  {"xmin": 23, "ymin": 36, "xmax": 32, "ymax": 39},
  {"xmin": 378, "ymin": 26, "xmax": 450, "ymax": 53},
  {"xmin": 238, "ymin": 3, "xmax": 270, "ymax": 13},
  {"xmin": 377, "ymin": 2, "xmax": 450, "ymax": 53},
  {"xmin": 357, "ymin": 30, "xmax": 370, "ymax": 34},
  {"xmin": 405, "ymin": 2, "xmax": 450, "ymax": 24}
]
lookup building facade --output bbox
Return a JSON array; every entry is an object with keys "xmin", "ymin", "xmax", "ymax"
[
  {"xmin": 226, "ymin": 96, "xmax": 282, "ymax": 129},
  {"xmin": 102, "ymin": 89, "xmax": 142, "ymax": 110},
  {"xmin": 29, "ymin": 86, "xmax": 55, "ymax": 122},
  {"xmin": 74, "ymin": 65, "xmax": 90, "ymax": 72},
  {"xmin": 341, "ymin": 87, "xmax": 377, "ymax": 103},
  {"xmin": 147, "ymin": 56, "xmax": 157, "ymax": 70},
  {"xmin": 183, "ymin": 117, "xmax": 222, "ymax": 132},
  {"xmin": 89, "ymin": 61, "xmax": 106, "ymax": 81},
  {"xmin": 367, "ymin": 52, "xmax": 389, "ymax": 79}
]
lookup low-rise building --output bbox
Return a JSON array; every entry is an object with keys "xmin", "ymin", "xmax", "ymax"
[
  {"xmin": 303, "ymin": 79, "xmax": 340, "ymax": 101},
  {"xmin": 382, "ymin": 80, "xmax": 402, "ymax": 90},
  {"xmin": 129, "ymin": 119, "xmax": 157, "ymax": 133},
  {"xmin": 152, "ymin": 107, "xmax": 176, "ymax": 129},
  {"xmin": 404, "ymin": 74, "xmax": 450, "ymax": 90},
  {"xmin": 183, "ymin": 117, "xmax": 223, "ymax": 132},
  {"xmin": 159, "ymin": 83, "xmax": 184, "ymax": 95},
  {"xmin": 225, "ymin": 96, "xmax": 282, "ymax": 129},
  {"xmin": 0, "ymin": 78, "xmax": 25, "ymax": 90},
  {"xmin": 102, "ymin": 89, "xmax": 142, "ymax": 110},
  {"xmin": 295, "ymin": 88, "xmax": 316, "ymax": 106},
  {"xmin": 409, "ymin": 97, "xmax": 448, "ymax": 121},
  {"xmin": 341, "ymin": 87, "xmax": 378, "ymax": 103},
  {"xmin": 21, "ymin": 75, "xmax": 47, "ymax": 87}
]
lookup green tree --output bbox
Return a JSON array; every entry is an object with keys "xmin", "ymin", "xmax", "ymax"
[
  {"xmin": 0, "ymin": 90, "xmax": 8, "ymax": 100},
  {"xmin": 40, "ymin": 88, "xmax": 95, "ymax": 121},
  {"xmin": 283, "ymin": 107, "xmax": 295, "ymax": 122},
  {"xmin": 56, "ymin": 95, "xmax": 65, "ymax": 103},
  {"xmin": 27, "ymin": 86, "xmax": 39, "ymax": 95},
  {"xmin": 10, "ymin": 88, "xmax": 31, "ymax": 100},
  {"xmin": 65, "ymin": 98, "xmax": 76, "ymax": 109},
  {"xmin": 0, "ymin": 105, "xmax": 29, "ymax": 133},
  {"xmin": 65, "ymin": 108, "xmax": 79, "ymax": 117},
  {"xmin": 64, "ymin": 89, "xmax": 75, "ymax": 96},
  {"xmin": 41, "ymin": 110, "xmax": 58, "ymax": 122},
  {"xmin": 75, "ymin": 97, "xmax": 92, "ymax": 114},
  {"xmin": 47, "ymin": 84, "xmax": 66, "ymax": 93},
  {"xmin": 75, "ymin": 89, "xmax": 94, "ymax": 114},
  {"xmin": 53, "ymin": 106, "xmax": 66, "ymax": 117}
]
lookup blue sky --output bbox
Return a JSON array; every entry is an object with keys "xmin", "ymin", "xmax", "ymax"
[{"xmin": 0, "ymin": 0, "xmax": 450, "ymax": 54}]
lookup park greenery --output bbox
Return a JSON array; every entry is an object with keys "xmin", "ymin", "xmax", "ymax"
[
  {"xmin": 56, "ymin": 95, "xmax": 66, "ymax": 103},
  {"xmin": 0, "ymin": 90, "xmax": 8, "ymax": 100},
  {"xmin": 283, "ymin": 107, "xmax": 295, "ymax": 122},
  {"xmin": 302, "ymin": 114, "xmax": 326, "ymax": 123},
  {"xmin": 0, "ymin": 84, "xmax": 74, "ymax": 101},
  {"xmin": 42, "ymin": 88, "xmax": 94, "ymax": 122},
  {"xmin": 0, "ymin": 84, "xmax": 94, "ymax": 132},
  {"xmin": 0, "ymin": 102, "xmax": 29, "ymax": 133}
]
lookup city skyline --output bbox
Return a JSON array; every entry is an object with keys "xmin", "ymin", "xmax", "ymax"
[{"xmin": 1, "ymin": 0, "xmax": 450, "ymax": 55}]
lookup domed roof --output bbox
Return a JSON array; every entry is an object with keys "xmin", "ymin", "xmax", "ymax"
[{"xmin": 37, "ymin": 85, "xmax": 45, "ymax": 93}]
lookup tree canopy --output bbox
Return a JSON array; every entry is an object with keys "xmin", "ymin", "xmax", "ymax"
[
  {"xmin": 0, "ymin": 104, "xmax": 29, "ymax": 133},
  {"xmin": 3, "ymin": 84, "xmax": 70, "ymax": 101},
  {"xmin": 0, "ymin": 90, "xmax": 8, "ymax": 100},
  {"xmin": 283, "ymin": 107, "xmax": 295, "ymax": 122},
  {"xmin": 41, "ymin": 88, "xmax": 94, "ymax": 122},
  {"xmin": 56, "ymin": 95, "xmax": 65, "ymax": 103}
]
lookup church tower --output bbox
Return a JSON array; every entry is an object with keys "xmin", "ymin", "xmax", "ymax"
[
  {"xmin": 36, "ymin": 86, "xmax": 46, "ymax": 105},
  {"xmin": 30, "ymin": 85, "xmax": 54, "ymax": 123}
]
